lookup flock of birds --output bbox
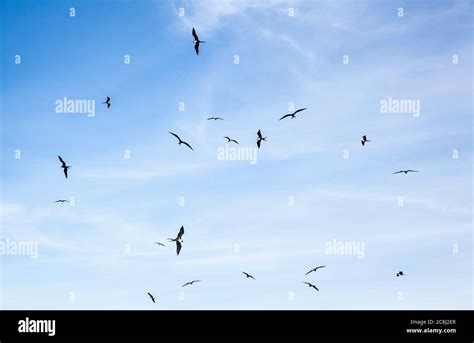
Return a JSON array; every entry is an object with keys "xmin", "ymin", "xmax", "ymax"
[{"xmin": 52, "ymin": 28, "xmax": 417, "ymax": 305}]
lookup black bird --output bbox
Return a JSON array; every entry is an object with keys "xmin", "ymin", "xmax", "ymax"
[
  {"xmin": 224, "ymin": 136, "xmax": 239, "ymax": 144},
  {"xmin": 302, "ymin": 282, "xmax": 319, "ymax": 291},
  {"xmin": 396, "ymin": 271, "xmax": 404, "ymax": 277},
  {"xmin": 102, "ymin": 96, "xmax": 111, "ymax": 109},
  {"xmin": 256, "ymin": 129, "xmax": 267, "ymax": 149},
  {"xmin": 242, "ymin": 271, "xmax": 255, "ymax": 280},
  {"xmin": 207, "ymin": 117, "xmax": 223, "ymax": 121},
  {"xmin": 182, "ymin": 280, "xmax": 201, "ymax": 287},
  {"xmin": 169, "ymin": 132, "xmax": 194, "ymax": 151},
  {"xmin": 192, "ymin": 28, "xmax": 205, "ymax": 55},
  {"xmin": 167, "ymin": 226, "xmax": 184, "ymax": 255},
  {"xmin": 147, "ymin": 292, "xmax": 156, "ymax": 303},
  {"xmin": 305, "ymin": 265, "xmax": 326, "ymax": 276},
  {"xmin": 55, "ymin": 200, "xmax": 69, "ymax": 203},
  {"xmin": 361, "ymin": 135, "xmax": 371, "ymax": 146},
  {"xmin": 58, "ymin": 155, "xmax": 71, "ymax": 179},
  {"xmin": 154, "ymin": 242, "xmax": 165, "ymax": 247},
  {"xmin": 393, "ymin": 170, "xmax": 419, "ymax": 174},
  {"xmin": 279, "ymin": 107, "xmax": 307, "ymax": 121}
]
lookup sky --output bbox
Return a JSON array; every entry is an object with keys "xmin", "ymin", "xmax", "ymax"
[{"xmin": 0, "ymin": 0, "xmax": 472, "ymax": 310}]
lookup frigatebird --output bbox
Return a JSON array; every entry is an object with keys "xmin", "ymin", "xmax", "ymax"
[
  {"xmin": 305, "ymin": 265, "xmax": 326, "ymax": 276},
  {"xmin": 279, "ymin": 108, "xmax": 307, "ymax": 121},
  {"xmin": 147, "ymin": 292, "xmax": 155, "ymax": 303},
  {"xmin": 361, "ymin": 135, "xmax": 371, "ymax": 146},
  {"xmin": 169, "ymin": 132, "xmax": 193, "ymax": 151},
  {"xmin": 102, "ymin": 96, "xmax": 110, "ymax": 109},
  {"xmin": 192, "ymin": 28, "xmax": 205, "ymax": 55},
  {"xmin": 154, "ymin": 242, "xmax": 165, "ymax": 247},
  {"xmin": 242, "ymin": 271, "xmax": 255, "ymax": 280},
  {"xmin": 182, "ymin": 280, "xmax": 201, "ymax": 287},
  {"xmin": 256, "ymin": 129, "xmax": 267, "ymax": 149},
  {"xmin": 168, "ymin": 226, "xmax": 184, "ymax": 255},
  {"xmin": 224, "ymin": 136, "xmax": 239, "ymax": 144},
  {"xmin": 55, "ymin": 200, "xmax": 69, "ymax": 203},
  {"xmin": 302, "ymin": 282, "xmax": 319, "ymax": 291},
  {"xmin": 207, "ymin": 117, "xmax": 223, "ymax": 121},
  {"xmin": 396, "ymin": 271, "xmax": 404, "ymax": 277},
  {"xmin": 58, "ymin": 155, "xmax": 71, "ymax": 179},
  {"xmin": 393, "ymin": 170, "xmax": 419, "ymax": 174}
]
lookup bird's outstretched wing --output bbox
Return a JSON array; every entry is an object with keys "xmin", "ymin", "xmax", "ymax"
[
  {"xmin": 182, "ymin": 141, "xmax": 194, "ymax": 151},
  {"xmin": 305, "ymin": 269, "xmax": 314, "ymax": 276},
  {"xmin": 257, "ymin": 130, "xmax": 263, "ymax": 139},
  {"xmin": 215, "ymin": 117, "xmax": 223, "ymax": 120},
  {"xmin": 169, "ymin": 132, "xmax": 181, "ymax": 141},
  {"xmin": 176, "ymin": 241, "xmax": 182, "ymax": 255},
  {"xmin": 279, "ymin": 114, "xmax": 292, "ymax": 121},
  {"xmin": 232, "ymin": 139, "xmax": 239, "ymax": 144},
  {"xmin": 393, "ymin": 171, "xmax": 403, "ymax": 174},
  {"xmin": 63, "ymin": 168, "xmax": 68, "ymax": 179},
  {"xmin": 177, "ymin": 226, "xmax": 184, "ymax": 240},
  {"xmin": 192, "ymin": 28, "xmax": 199, "ymax": 41},
  {"xmin": 107, "ymin": 102, "xmax": 110, "ymax": 108},
  {"xmin": 194, "ymin": 42, "xmax": 200, "ymax": 55},
  {"xmin": 361, "ymin": 140, "xmax": 365, "ymax": 146},
  {"xmin": 207, "ymin": 117, "xmax": 214, "ymax": 120},
  {"xmin": 311, "ymin": 284, "xmax": 319, "ymax": 291},
  {"xmin": 224, "ymin": 136, "xmax": 231, "ymax": 142},
  {"xmin": 58, "ymin": 155, "xmax": 66, "ymax": 167},
  {"xmin": 406, "ymin": 170, "xmax": 419, "ymax": 173},
  {"xmin": 294, "ymin": 108, "xmax": 307, "ymax": 115}
]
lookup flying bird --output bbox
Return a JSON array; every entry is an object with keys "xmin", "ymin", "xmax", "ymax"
[
  {"xmin": 102, "ymin": 96, "xmax": 111, "ymax": 109},
  {"xmin": 55, "ymin": 200, "xmax": 69, "ymax": 203},
  {"xmin": 58, "ymin": 155, "xmax": 71, "ymax": 179},
  {"xmin": 396, "ymin": 271, "xmax": 404, "ymax": 277},
  {"xmin": 207, "ymin": 117, "xmax": 223, "ymax": 121},
  {"xmin": 242, "ymin": 271, "xmax": 255, "ymax": 280},
  {"xmin": 279, "ymin": 108, "xmax": 307, "ymax": 121},
  {"xmin": 147, "ymin": 292, "xmax": 155, "ymax": 303},
  {"xmin": 393, "ymin": 170, "xmax": 419, "ymax": 174},
  {"xmin": 224, "ymin": 136, "xmax": 239, "ymax": 144},
  {"xmin": 182, "ymin": 280, "xmax": 201, "ymax": 287},
  {"xmin": 256, "ymin": 129, "xmax": 267, "ymax": 149},
  {"xmin": 361, "ymin": 135, "xmax": 371, "ymax": 146},
  {"xmin": 302, "ymin": 282, "xmax": 319, "ymax": 291},
  {"xmin": 192, "ymin": 28, "xmax": 205, "ymax": 55},
  {"xmin": 169, "ymin": 132, "xmax": 193, "ymax": 151},
  {"xmin": 305, "ymin": 265, "xmax": 326, "ymax": 276},
  {"xmin": 154, "ymin": 242, "xmax": 165, "ymax": 247},
  {"xmin": 167, "ymin": 226, "xmax": 184, "ymax": 255}
]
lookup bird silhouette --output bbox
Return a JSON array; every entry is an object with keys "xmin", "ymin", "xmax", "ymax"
[
  {"xmin": 182, "ymin": 280, "xmax": 201, "ymax": 287},
  {"xmin": 154, "ymin": 242, "xmax": 165, "ymax": 247},
  {"xmin": 242, "ymin": 271, "xmax": 255, "ymax": 280},
  {"xmin": 279, "ymin": 108, "xmax": 307, "ymax": 121},
  {"xmin": 102, "ymin": 96, "xmax": 111, "ymax": 109},
  {"xmin": 396, "ymin": 271, "xmax": 404, "ymax": 277},
  {"xmin": 224, "ymin": 136, "xmax": 239, "ymax": 144},
  {"xmin": 393, "ymin": 170, "xmax": 419, "ymax": 174},
  {"xmin": 167, "ymin": 226, "xmax": 184, "ymax": 255},
  {"xmin": 55, "ymin": 200, "xmax": 69, "ymax": 203},
  {"xmin": 302, "ymin": 282, "xmax": 319, "ymax": 291},
  {"xmin": 147, "ymin": 292, "xmax": 155, "ymax": 303},
  {"xmin": 256, "ymin": 129, "xmax": 267, "ymax": 149},
  {"xmin": 192, "ymin": 28, "xmax": 205, "ymax": 55},
  {"xmin": 58, "ymin": 155, "xmax": 71, "ymax": 179},
  {"xmin": 169, "ymin": 132, "xmax": 194, "ymax": 151},
  {"xmin": 207, "ymin": 117, "xmax": 223, "ymax": 121},
  {"xmin": 305, "ymin": 265, "xmax": 326, "ymax": 276},
  {"xmin": 361, "ymin": 135, "xmax": 371, "ymax": 146}
]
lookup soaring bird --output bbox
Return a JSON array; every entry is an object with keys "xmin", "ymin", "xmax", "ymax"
[
  {"xmin": 192, "ymin": 28, "xmax": 205, "ymax": 55},
  {"xmin": 147, "ymin": 292, "xmax": 156, "ymax": 303},
  {"xmin": 168, "ymin": 226, "xmax": 184, "ymax": 255},
  {"xmin": 256, "ymin": 129, "xmax": 267, "ymax": 149},
  {"xmin": 55, "ymin": 200, "xmax": 69, "ymax": 203},
  {"xmin": 224, "ymin": 136, "xmax": 239, "ymax": 144},
  {"xmin": 279, "ymin": 108, "xmax": 307, "ymax": 121},
  {"xmin": 58, "ymin": 155, "xmax": 71, "ymax": 179},
  {"xmin": 102, "ymin": 96, "xmax": 111, "ymax": 109},
  {"xmin": 302, "ymin": 282, "xmax": 319, "ymax": 291},
  {"xmin": 242, "ymin": 271, "xmax": 255, "ymax": 280},
  {"xmin": 393, "ymin": 170, "xmax": 419, "ymax": 174},
  {"xmin": 169, "ymin": 132, "xmax": 194, "ymax": 151},
  {"xmin": 182, "ymin": 280, "xmax": 201, "ymax": 287},
  {"xmin": 361, "ymin": 135, "xmax": 371, "ymax": 146},
  {"xmin": 396, "ymin": 271, "xmax": 404, "ymax": 277},
  {"xmin": 154, "ymin": 242, "xmax": 165, "ymax": 247},
  {"xmin": 207, "ymin": 117, "xmax": 223, "ymax": 121},
  {"xmin": 305, "ymin": 265, "xmax": 326, "ymax": 276}
]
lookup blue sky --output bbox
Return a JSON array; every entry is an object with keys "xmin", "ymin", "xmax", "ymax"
[{"xmin": 0, "ymin": 0, "xmax": 472, "ymax": 309}]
